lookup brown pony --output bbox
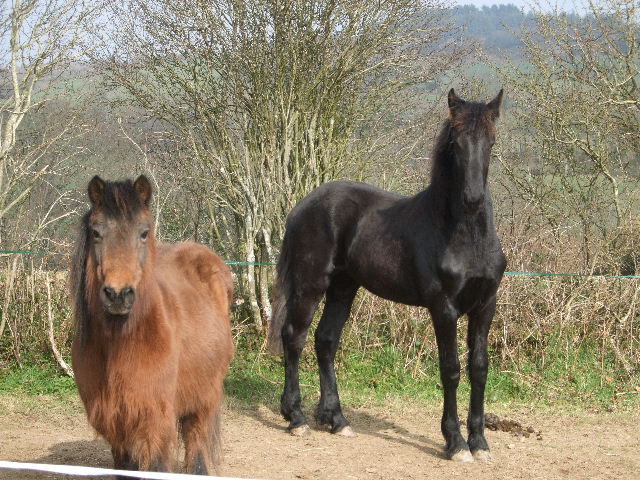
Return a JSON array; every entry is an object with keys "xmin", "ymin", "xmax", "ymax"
[{"xmin": 71, "ymin": 175, "xmax": 234, "ymax": 476}]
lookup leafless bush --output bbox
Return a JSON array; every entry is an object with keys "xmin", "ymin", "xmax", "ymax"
[
  {"xmin": 0, "ymin": 257, "xmax": 72, "ymax": 375},
  {"xmin": 99, "ymin": 0, "xmax": 461, "ymax": 329},
  {"xmin": 496, "ymin": 0, "xmax": 639, "ymax": 271}
]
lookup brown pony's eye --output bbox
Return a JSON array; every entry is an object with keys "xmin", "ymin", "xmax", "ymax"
[
  {"xmin": 92, "ymin": 229, "xmax": 101, "ymax": 240},
  {"xmin": 141, "ymin": 230, "xmax": 149, "ymax": 241}
]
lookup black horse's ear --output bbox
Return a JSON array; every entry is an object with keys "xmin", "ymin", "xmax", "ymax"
[
  {"xmin": 448, "ymin": 88, "xmax": 465, "ymax": 113},
  {"xmin": 134, "ymin": 175, "xmax": 152, "ymax": 206},
  {"xmin": 88, "ymin": 176, "xmax": 106, "ymax": 206},
  {"xmin": 487, "ymin": 88, "xmax": 504, "ymax": 119}
]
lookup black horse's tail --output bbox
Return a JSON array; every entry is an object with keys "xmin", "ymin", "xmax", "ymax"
[{"xmin": 267, "ymin": 231, "xmax": 292, "ymax": 356}]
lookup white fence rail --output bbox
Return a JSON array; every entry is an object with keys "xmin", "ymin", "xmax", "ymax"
[{"xmin": 0, "ymin": 461, "xmax": 260, "ymax": 479}]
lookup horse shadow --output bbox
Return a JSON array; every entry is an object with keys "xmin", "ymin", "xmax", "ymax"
[
  {"xmin": 39, "ymin": 438, "xmax": 112, "ymax": 468},
  {"xmin": 344, "ymin": 408, "xmax": 445, "ymax": 458},
  {"xmin": 0, "ymin": 439, "xmax": 111, "ymax": 480},
  {"xmin": 226, "ymin": 368, "xmax": 444, "ymax": 459},
  {"xmin": 235, "ymin": 392, "xmax": 445, "ymax": 459}
]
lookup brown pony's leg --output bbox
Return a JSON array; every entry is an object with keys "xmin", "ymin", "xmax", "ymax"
[
  {"xmin": 181, "ymin": 410, "xmax": 220, "ymax": 475},
  {"xmin": 112, "ymin": 447, "xmax": 139, "ymax": 480},
  {"xmin": 127, "ymin": 408, "xmax": 176, "ymax": 473},
  {"xmin": 112, "ymin": 447, "xmax": 137, "ymax": 469}
]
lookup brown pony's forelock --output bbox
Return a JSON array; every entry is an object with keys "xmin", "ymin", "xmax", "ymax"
[{"xmin": 93, "ymin": 179, "xmax": 147, "ymax": 220}]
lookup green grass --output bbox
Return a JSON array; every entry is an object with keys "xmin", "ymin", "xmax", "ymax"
[
  {"xmin": 224, "ymin": 338, "xmax": 640, "ymax": 411},
  {"xmin": 1, "ymin": 338, "xmax": 638, "ymax": 413},
  {"xmin": 0, "ymin": 364, "xmax": 76, "ymax": 397}
]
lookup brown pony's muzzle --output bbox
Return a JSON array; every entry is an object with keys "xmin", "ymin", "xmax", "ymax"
[{"xmin": 100, "ymin": 285, "xmax": 136, "ymax": 316}]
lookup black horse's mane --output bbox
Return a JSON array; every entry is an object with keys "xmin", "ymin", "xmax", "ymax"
[{"xmin": 430, "ymin": 119, "xmax": 454, "ymax": 189}]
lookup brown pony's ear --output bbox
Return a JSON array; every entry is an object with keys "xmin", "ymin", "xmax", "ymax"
[
  {"xmin": 134, "ymin": 175, "xmax": 152, "ymax": 206},
  {"xmin": 88, "ymin": 176, "xmax": 106, "ymax": 206},
  {"xmin": 448, "ymin": 88, "xmax": 465, "ymax": 115},
  {"xmin": 487, "ymin": 88, "xmax": 504, "ymax": 119}
]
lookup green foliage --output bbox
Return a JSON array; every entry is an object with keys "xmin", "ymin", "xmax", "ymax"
[
  {"xmin": 0, "ymin": 364, "xmax": 76, "ymax": 397},
  {"xmin": 1, "ymin": 329, "xmax": 637, "ymax": 411},
  {"xmin": 224, "ymin": 329, "xmax": 639, "ymax": 411}
]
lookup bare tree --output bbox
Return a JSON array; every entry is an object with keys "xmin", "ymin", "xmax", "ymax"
[
  {"xmin": 498, "ymin": 0, "xmax": 639, "ymax": 271},
  {"xmin": 0, "ymin": 0, "xmax": 103, "ymax": 247},
  {"xmin": 103, "ymin": 0, "xmax": 460, "ymax": 328}
]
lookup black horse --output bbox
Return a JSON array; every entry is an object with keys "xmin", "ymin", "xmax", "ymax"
[{"xmin": 268, "ymin": 89, "xmax": 506, "ymax": 462}]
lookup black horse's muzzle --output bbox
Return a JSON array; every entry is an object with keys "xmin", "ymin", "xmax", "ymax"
[{"xmin": 463, "ymin": 194, "xmax": 484, "ymax": 214}]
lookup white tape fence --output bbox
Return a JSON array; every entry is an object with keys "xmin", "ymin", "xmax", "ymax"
[{"xmin": 0, "ymin": 461, "xmax": 260, "ymax": 479}]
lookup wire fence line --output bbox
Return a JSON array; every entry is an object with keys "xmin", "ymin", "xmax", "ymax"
[{"xmin": 1, "ymin": 249, "xmax": 639, "ymax": 279}]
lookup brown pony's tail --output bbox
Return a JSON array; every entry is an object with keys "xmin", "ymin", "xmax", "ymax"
[{"xmin": 267, "ymin": 232, "xmax": 292, "ymax": 356}]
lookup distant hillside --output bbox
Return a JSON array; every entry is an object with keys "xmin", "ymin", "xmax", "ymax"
[
  {"xmin": 450, "ymin": 4, "xmax": 592, "ymax": 60},
  {"xmin": 450, "ymin": 4, "xmax": 535, "ymax": 59}
]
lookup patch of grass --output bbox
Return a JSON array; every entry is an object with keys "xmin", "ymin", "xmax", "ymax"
[
  {"xmin": 225, "ymin": 346, "xmax": 547, "ymax": 411},
  {"xmin": 225, "ymin": 335, "xmax": 640, "ymax": 413},
  {"xmin": 0, "ymin": 364, "xmax": 76, "ymax": 397},
  {"xmin": 4, "ymin": 333, "xmax": 638, "ymax": 415},
  {"xmin": 224, "ymin": 354, "xmax": 283, "ymax": 406},
  {"xmin": 337, "ymin": 347, "xmax": 443, "ymax": 405}
]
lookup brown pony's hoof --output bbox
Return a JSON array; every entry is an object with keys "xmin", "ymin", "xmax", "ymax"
[
  {"xmin": 335, "ymin": 426, "xmax": 356, "ymax": 437},
  {"xmin": 472, "ymin": 450, "xmax": 492, "ymax": 462},
  {"xmin": 450, "ymin": 450, "xmax": 474, "ymax": 462},
  {"xmin": 289, "ymin": 425, "xmax": 311, "ymax": 437}
]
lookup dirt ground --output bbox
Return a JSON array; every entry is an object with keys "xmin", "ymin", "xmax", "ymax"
[{"xmin": 0, "ymin": 396, "xmax": 638, "ymax": 480}]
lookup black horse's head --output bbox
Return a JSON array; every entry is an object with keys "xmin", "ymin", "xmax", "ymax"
[{"xmin": 446, "ymin": 88, "xmax": 503, "ymax": 214}]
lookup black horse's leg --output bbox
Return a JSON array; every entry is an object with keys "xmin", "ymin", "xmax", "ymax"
[
  {"xmin": 431, "ymin": 302, "xmax": 473, "ymax": 462},
  {"xmin": 281, "ymin": 293, "xmax": 323, "ymax": 435},
  {"xmin": 314, "ymin": 274, "xmax": 358, "ymax": 435},
  {"xmin": 466, "ymin": 297, "xmax": 496, "ymax": 462}
]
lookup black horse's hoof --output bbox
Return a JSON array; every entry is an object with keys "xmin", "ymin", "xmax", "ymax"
[
  {"xmin": 450, "ymin": 449, "xmax": 474, "ymax": 462},
  {"xmin": 334, "ymin": 425, "xmax": 356, "ymax": 437},
  {"xmin": 472, "ymin": 449, "xmax": 492, "ymax": 462},
  {"xmin": 288, "ymin": 424, "xmax": 311, "ymax": 437}
]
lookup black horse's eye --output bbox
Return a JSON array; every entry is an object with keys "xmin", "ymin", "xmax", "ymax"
[{"xmin": 141, "ymin": 230, "xmax": 149, "ymax": 240}]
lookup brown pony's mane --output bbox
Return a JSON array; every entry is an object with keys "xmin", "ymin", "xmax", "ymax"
[
  {"xmin": 71, "ymin": 179, "xmax": 150, "ymax": 345},
  {"xmin": 71, "ymin": 210, "xmax": 91, "ymax": 346}
]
